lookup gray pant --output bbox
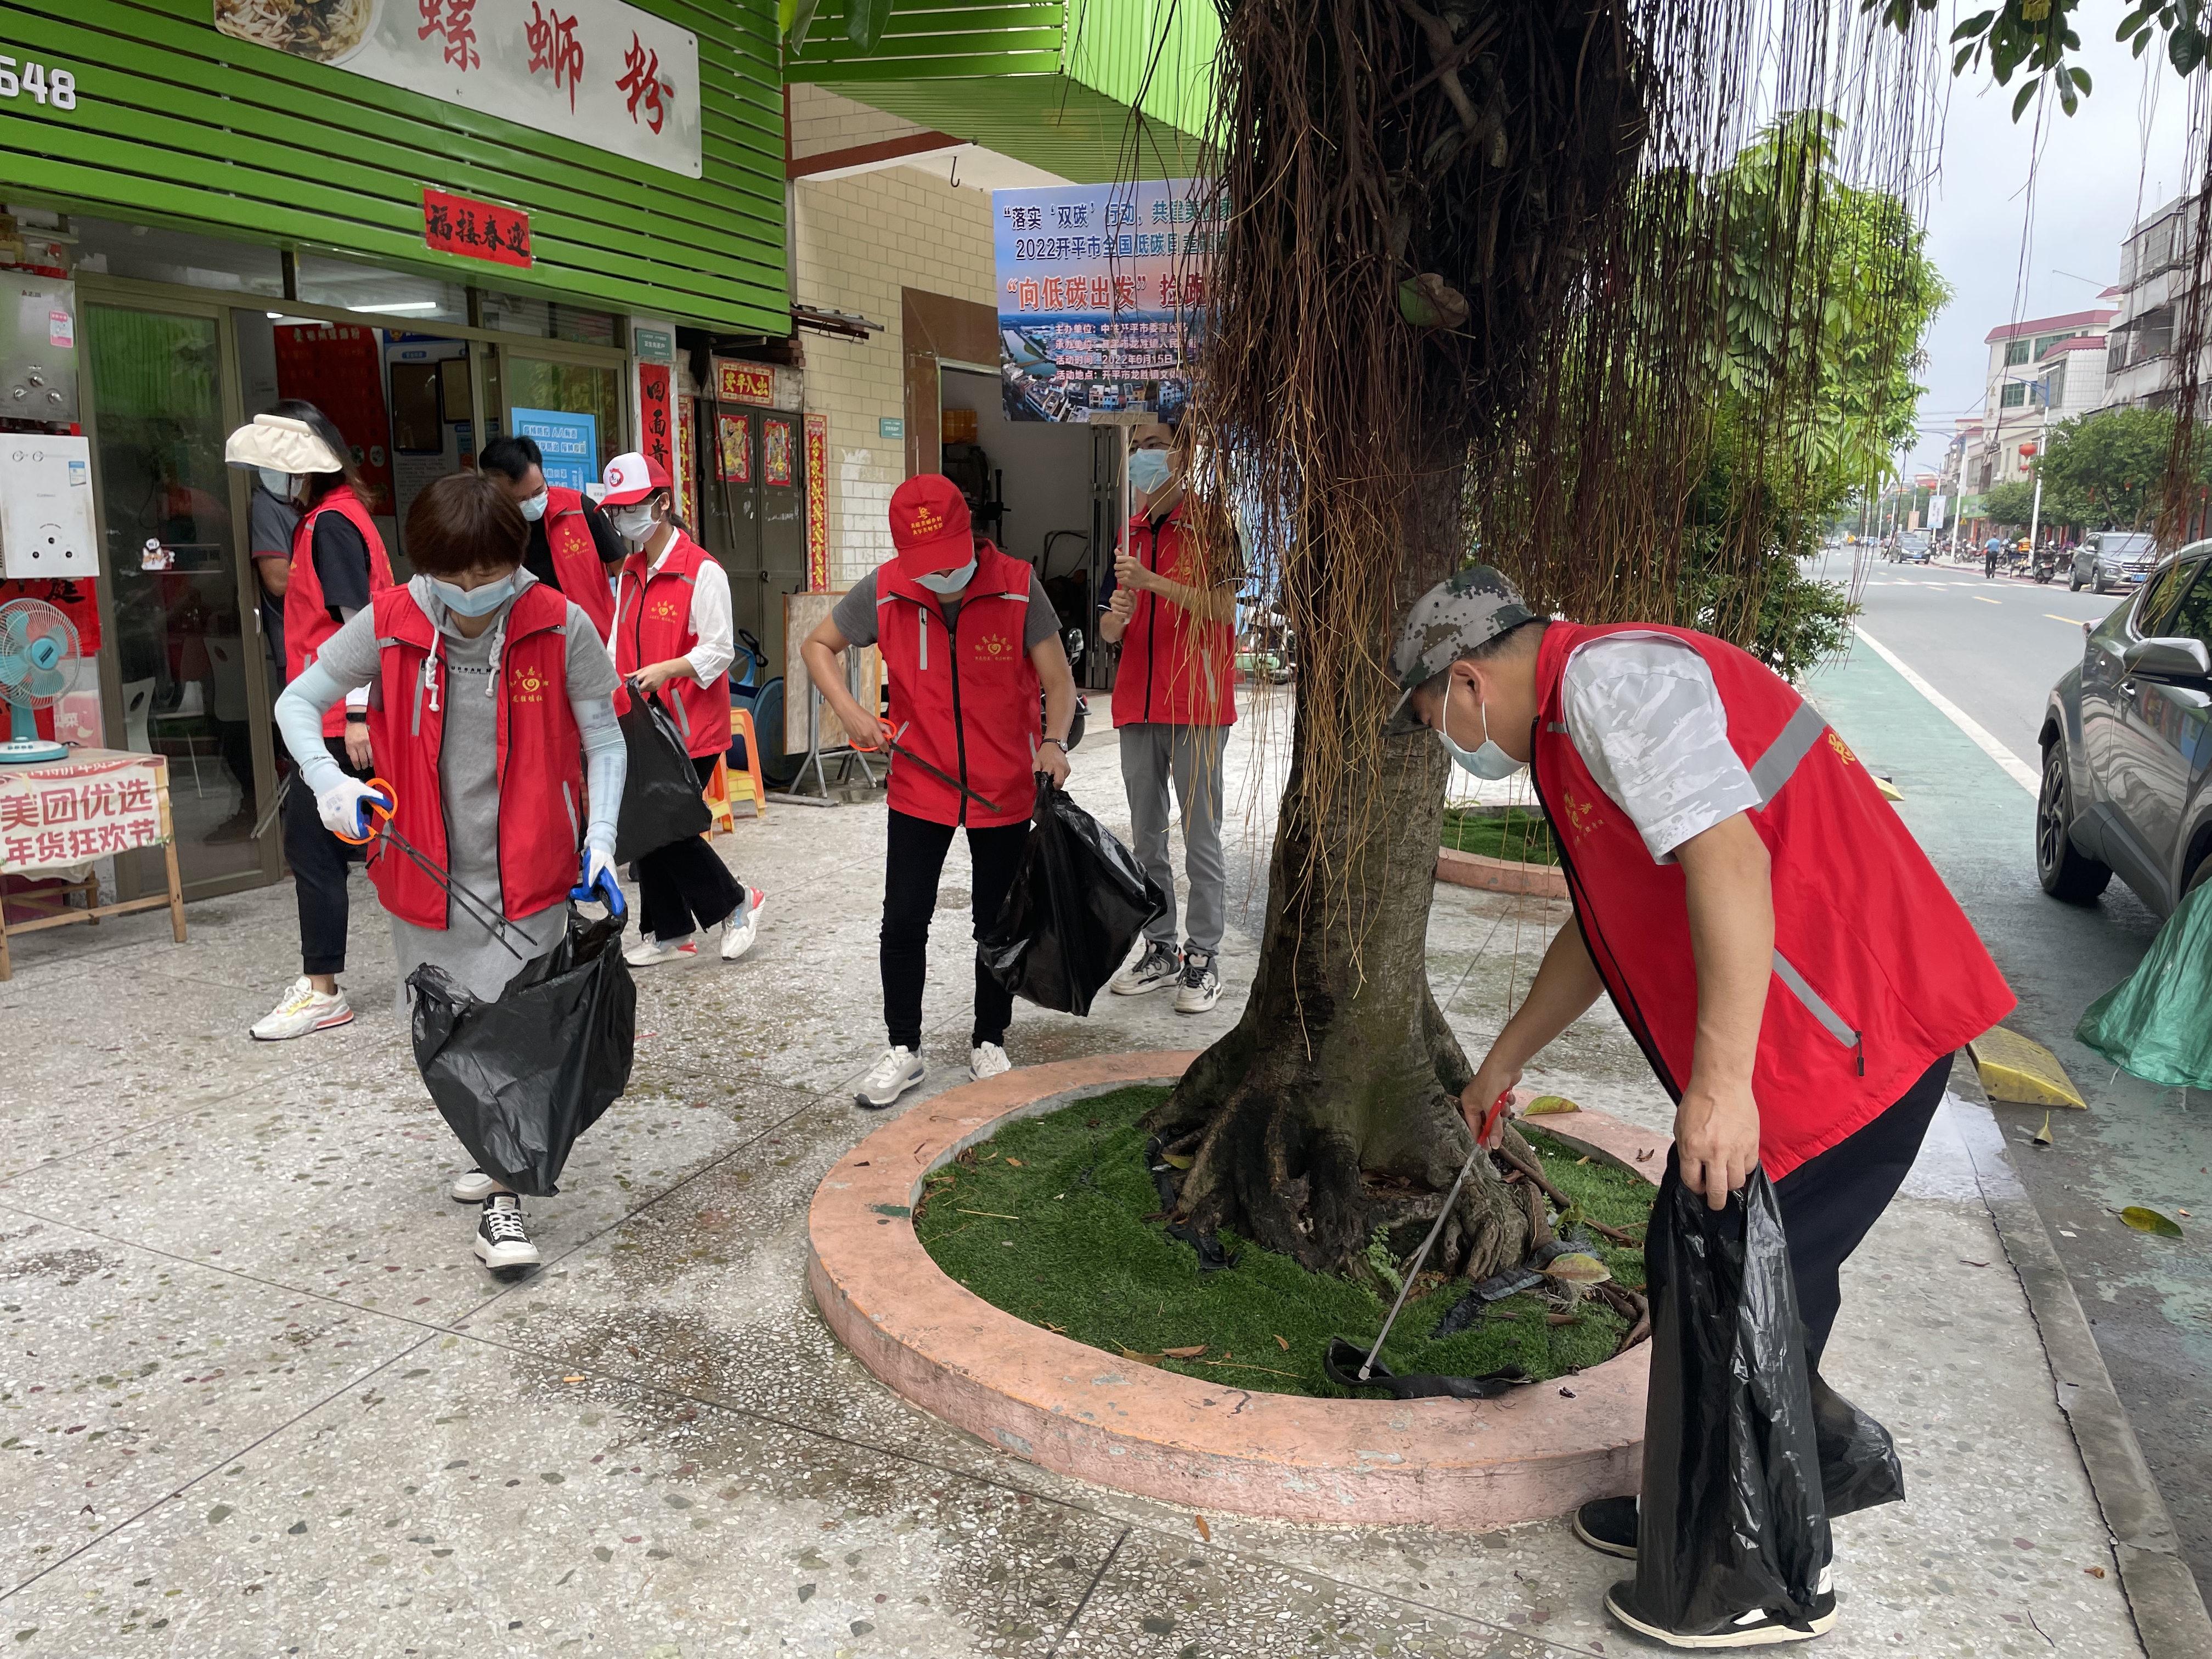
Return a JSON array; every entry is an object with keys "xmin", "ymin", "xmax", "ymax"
[{"xmin": 1119, "ymin": 721, "xmax": 1228, "ymax": 957}]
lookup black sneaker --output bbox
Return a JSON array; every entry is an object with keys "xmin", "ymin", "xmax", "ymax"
[
  {"xmin": 1604, "ymin": 1576, "xmax": 1837, "ymax": 1649},
  {"xmin": 1572, "ymin": 1496, "xmax": 1638, "ymax": 1559},
  {"xmin": 473, "ymin": 1194, "xmax": 541, "ymax": 1280}
]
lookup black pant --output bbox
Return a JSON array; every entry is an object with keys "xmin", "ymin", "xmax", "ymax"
[
  {"xmin": 1985, "ymin": 551, "xmax": 1999, "ymax": 577},
  {"xmin": 280, "ymin": 735, "xmax": 367, "ymax": 977},
  {"xmin": 636, "ymin": 755, "xmax": 742, "ymax": 942},
  {"xmin": 881, "ymin": 807, "xmax": 1030, "ymax": 1052}
]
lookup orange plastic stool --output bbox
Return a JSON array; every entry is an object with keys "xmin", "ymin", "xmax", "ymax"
[{"xmin": 727, "ymin": 706, "xmax": 769, "ymax": 818}]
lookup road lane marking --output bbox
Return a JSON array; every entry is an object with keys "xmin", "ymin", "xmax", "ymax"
[
  {"xmin": 2045, "ymin": 613, "xmax": 2085, "ymax": 625},
  {"xmin": 1971, "ymin": 595, "xmax": 2001, "ymax": 604},
  {"xmin": 1852, "ymin": 625, "xmax": 2040, "ymax": 798}
]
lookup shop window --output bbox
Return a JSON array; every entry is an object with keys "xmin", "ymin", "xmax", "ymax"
[
  {"xmin": 481, "ymin": 290, "xmax": 619, "ymax": 346},
  {"xmin": 294, "ymin": 253, "xmax": 466, "ymax": 326},
  {"xmin": 505, "ymin": 357, "xmax": 624, "ymax": 479},
  {"xmin": 2003, "ymin": 339, "xmax": 2030, "ymax": 366},
  {"xmin": 63, "ymin": 215, "xmax": 285, "ymax": 296},
  {"xmin": 2138, "ymin": 306, "xmax": 2176, "ymax": 360}
]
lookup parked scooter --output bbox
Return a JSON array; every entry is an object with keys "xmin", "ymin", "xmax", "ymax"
[{"xmin": 2032, "ymin": 546, "xmax": 2059, "ymax": 584}]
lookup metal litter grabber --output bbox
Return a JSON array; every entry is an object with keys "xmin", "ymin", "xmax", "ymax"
[
  {"xmin": 883, "ymin": 721, "xmax": 1001, "ymax": 816},
  {"xmin": 1329, "ymin": 1089, "xmax": 1514, "ymax": 1390},
  {"xmin": 332, "ymin": 776, "xmax": 529, "ymax": 961}
]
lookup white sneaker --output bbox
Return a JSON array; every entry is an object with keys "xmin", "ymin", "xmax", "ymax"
[
  {"xmin": 855, "ymin": 1046, "xmax": 926, "ymax": 1110},
  {"xmin": 1173, "ymin": 951, "xmax": 1222, "ymax": 1014},
  {"xmin": 1110, "ymin": 940, "xmax": 1181, "ymax": 996},
  {"xmin": 720, "ymin": 888, "xmax": 767, "ymax": 961},
  {"xmin": 623, "ymin": 934, "xmax": 698, "ymax": 967},
  {"xmin": 472, "ymin": 1194, "xmax": 541, "ymax": 1280},
  {"xmin": 970, "ymin": 1041, "xmax": 1013, "ymax": 1081},
  {"xmin": 449, "ymin": 1169, "xmax": 500, "ymax": 1204},
  {"xmin": 250, "ymin": 978, "xmax": 354, "ymax": 1041}
]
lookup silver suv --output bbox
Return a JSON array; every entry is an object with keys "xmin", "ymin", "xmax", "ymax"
[
  {"xmin": 2039, "ymin": 544, "xmax": 2212, "ymax": 912},
  {"xmin": 2069, "ymin": 531, "xmax": 2159, "ymax": 594}
]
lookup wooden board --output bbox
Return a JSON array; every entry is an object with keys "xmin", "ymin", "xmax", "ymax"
[{"xmin": 785, "ymin": 591, "xmax": 882, "ymax": 755}]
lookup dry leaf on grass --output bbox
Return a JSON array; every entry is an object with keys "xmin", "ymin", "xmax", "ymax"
[
  {"xmin": 1273, "ymin": 1334, "xmax": 1289, "ymax": 1350},
  {"xmin": 1161, "ymin": 1345, "xmax": 1207, "ymax": 1358},
  {"xmin": 1116, "ymin": 1346, "xmax": 1163, "ymax": 1367}
]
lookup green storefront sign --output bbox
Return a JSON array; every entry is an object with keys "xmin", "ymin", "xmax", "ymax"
[{"xmin": 0, "ymin": 0, "xmax": 789, "ymax": 333}]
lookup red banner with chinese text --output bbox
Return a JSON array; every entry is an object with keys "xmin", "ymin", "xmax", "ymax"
[
  {"xmin": 804, "ymin": 413, "xmax": 828, "ymax": 591},
  {"xmin": 637, "ymin": 364, "xmax": 673, "ymax": 477},
  {"xmin": 675, "ymin": 392, "xmax": 697, "ymax": 529},
  {"xmin": 716, "ymin": 361, "xmax": 774, "ymax": 405},
  {"xmin": 422, "ymin": 188, "xmax": 533, "ymax": 269}
]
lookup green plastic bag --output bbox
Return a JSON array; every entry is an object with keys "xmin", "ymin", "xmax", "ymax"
[{"xmin": 2076, "ymin": 878, "xmax": 2212, "ymax": 1090}]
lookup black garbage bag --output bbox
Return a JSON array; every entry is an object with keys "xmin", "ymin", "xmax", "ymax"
[
  {"xmin": 1635, "ymin": 1167, "xmax": 1830, "ymax": 1637},
  {"xmin": 1810, "ymin": 1368, "xmax": 1905, "ymax": 1519},
  {"xmin": 980, "ymin": 778, "xmax": 1166, "ymax": 1015},
  {"xmin": 614, "ymin": 688, "xmax": 712, "ymax": 864},
  {"xmin": 407, "ymin": 909, "xmax": 636, "ymax": 1197}
]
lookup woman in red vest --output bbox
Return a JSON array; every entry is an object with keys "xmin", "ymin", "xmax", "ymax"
[
  {"xmin": 1388, "ymin": 566, "xmax": 2015, "ymax": 1649},
  {"xmin": 800, "ymin": 475, "xmax": 1077, "ymax": 1109},
  {"xmin": 272, "ymin": 471, "xmax": 627, "ymax": 1278},
  {"xmin": 478, "ymin": 433, "xmax": 624, "ymax": 644},
  {"xmin": 603, "ymin": 453, "xmax": 765, "ymax": 967},
  {"xmin": 224, "ymin": 403, "xmax": 395, "ymax": 1044}
]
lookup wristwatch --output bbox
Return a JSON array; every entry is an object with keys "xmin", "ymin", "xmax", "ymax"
[{"xmin": 1042, "ymin": 738, "xmax": 1071, "ymax": 754}]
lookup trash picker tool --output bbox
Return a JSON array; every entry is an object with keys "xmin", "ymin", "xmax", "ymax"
[
  {"xmin": 333, "ymin": 777, "xmax": 527, "ymax": 960},
  {"xmin": 883, "ymin": 721, "xmax": 1001, "ymax": 815},
  {"xmin": 1346, "ymin": 1090, "xmax": 1514, "ymax": 1384}
]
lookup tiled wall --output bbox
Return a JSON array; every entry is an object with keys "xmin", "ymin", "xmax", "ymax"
[{"xmin": 788, "ymin": 82, "xmax": 929, "ymax": 162}]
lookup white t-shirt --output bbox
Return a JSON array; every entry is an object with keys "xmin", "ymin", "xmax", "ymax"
[{"xmin": 1559, "ymin": 633, "xmax": 1761, "ymax": 863}]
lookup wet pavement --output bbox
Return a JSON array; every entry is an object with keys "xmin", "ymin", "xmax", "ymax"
[{"xmin": 0, "ymin": 690, "xmax": 2155, "ymax": 1656}]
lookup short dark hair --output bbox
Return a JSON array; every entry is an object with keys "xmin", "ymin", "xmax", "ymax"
[
  {"xmin": 267, "ymin": 398, "xmax": 362, "ymax": 508},
  {"xmin": 405, "ymin": 471, "xmax": 528, "ymax": 577},
  {"xmin": 479, "ymin": 434, "xmax": 543, "ymax": 482},
  {"xmin": 1457, "ymin": 617, "xmax": 1547, "ymax": 665}
]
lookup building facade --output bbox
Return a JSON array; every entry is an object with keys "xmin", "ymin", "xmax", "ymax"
[
  {"xmin": 1972, "ymin": 307, "xmax": 2114, "ymax": 497},
  {"xmin": 2106, "ymin": 195, "xmax": 2207, "ymax": 410}
]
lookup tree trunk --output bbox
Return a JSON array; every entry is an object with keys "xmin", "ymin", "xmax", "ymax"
[{"xmin": 1139, "ymin": 467, "xmax": 1531, "ymax": 1286}]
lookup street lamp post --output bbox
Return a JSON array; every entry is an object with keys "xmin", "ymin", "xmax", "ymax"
[{"xmin": 2026, "ymin": 374, "xmax": 2051, "ymax": 555}]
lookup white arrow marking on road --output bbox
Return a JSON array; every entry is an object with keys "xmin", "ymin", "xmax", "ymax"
[{"xmin": 1853, "ymin": 625, "xmax": 2040, "ymax": 798}]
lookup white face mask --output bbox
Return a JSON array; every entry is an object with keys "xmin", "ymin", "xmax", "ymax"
[
  {"xmin": 610, "ymin": 504, "xmax": 658, "ymax": 548},
  {"xmin": 518, "ymin": 488, "xmax": 549, "ymax": 522},
  {"xmin": 916, "ymin": 556, "xmax": 978, "ymax": 595},
  {"xmin": 257, "ymin": 467, "xmax": 298, "ymax": 501},
  {"xmin": 1437, "ymin": 681, "xmax": 1522, "ymax": 780}
]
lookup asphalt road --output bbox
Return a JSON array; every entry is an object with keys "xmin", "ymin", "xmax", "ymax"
[{"xmin": 1804, "ymin": 556, "xmax": 2212, "ymax": 1604}]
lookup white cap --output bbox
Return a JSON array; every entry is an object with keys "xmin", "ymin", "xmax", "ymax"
[
  {"xmin": 600, "ymin": 451, "xmax": 670, "ymax": 506},
  {"xmin": 224, "ymin": 413, "xmax": 344, "ymax": 475}
]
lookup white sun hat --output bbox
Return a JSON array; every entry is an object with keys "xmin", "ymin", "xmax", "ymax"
[{"xmin": 224, "ymin": 413, "xmax": 345, "ymax": 475}]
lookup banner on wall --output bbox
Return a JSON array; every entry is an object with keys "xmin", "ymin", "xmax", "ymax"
[
  {"xmin": 675, "ymin": 393, "xmax": 697, "ymax": 528},
  {"xmin": 274, "ymin": 324, "xmax": 394, "ymax": 511},
  {"xmin": 212, "ymin": 0, "xmax": 703, "ymax": 178},
  {"xmin": 804, "ymin": 413, "xmax": 828, "ymax": 591},
  {"xmin": 512, "ymin": 407, "xmax": 597, "ymax": 493},
  {"xmin": 990, "ymin": 178, "xmax": 1221, "ymax": 424},
  {"xmin": 636, "ymin": 364, "xmax": 672, "ymax": 478}
]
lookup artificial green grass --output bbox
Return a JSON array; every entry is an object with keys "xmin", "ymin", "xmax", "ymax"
[
  {"xmin": 915, "ymin": 1086, "xmax": 1651, "ymax": 1399},
  {"xmin": 1441, "ymin": 805, "xmax": 1559, "ymax": 866}
]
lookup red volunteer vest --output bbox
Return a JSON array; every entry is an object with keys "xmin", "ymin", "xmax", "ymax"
[
  {"xmin": 1526, "ymin": 622, "xmax": 2014, "ymax": 1180},
  {"xmin": 363, "ymin": 582, "xmax": 583, "ymax": 930},
  {"xmin": 543, "ymin": 486, "xmax": 615, "ymax": 644},
  {"xmin": 1109, "ymin": 504, "xmax": 1237, "ymax": 728},
  {"xmin": 876, "ymin": 541, "xmax": 1041, "ymax": 828},
  {"xmin": 613, "ymin": 531, "xmax": 730, "ymax": 759},
  {"xmin": 285, "ymin": 483, "xmax": 394, "ymax": 736}
]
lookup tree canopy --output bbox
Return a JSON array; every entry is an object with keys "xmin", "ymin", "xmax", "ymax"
[{"xmin": 2036, "ymin": 406, "xmax": 2202, "ymax": 530}]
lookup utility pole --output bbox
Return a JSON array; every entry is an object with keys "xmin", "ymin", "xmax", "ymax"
[{"xmin": 2027, "ymin": 373, "xmax": 2051, "ymax": 556}]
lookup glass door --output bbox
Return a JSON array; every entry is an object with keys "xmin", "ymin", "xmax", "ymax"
[
  {"xmin": 83, "ymin": 300, "xmax": 277, "ymax": 898},
  {"xmin": 493, "ymin": 347, "xmax": 625, "ymax": 490}
]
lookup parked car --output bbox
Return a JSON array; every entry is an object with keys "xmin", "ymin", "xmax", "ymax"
[
  {"xmin": 2039, "ymin": 543, "xmax": 2212, "ymax": 914},
  {"xmin": 2069, "ymin": 531, "xmax": 2160, "ymax": 594},
  {"xmin": 1889, "ymin": 532, "xmax": 1932, "ymax": 564}
]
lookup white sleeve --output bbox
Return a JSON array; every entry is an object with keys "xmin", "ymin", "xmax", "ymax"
[
  {"xmin": 684, "ymin": 558, "xmax": 735, "ymax": 684},
  {"xmin": 1560, "ymin": 636, "xmax": 1762, "ymax": 864}
]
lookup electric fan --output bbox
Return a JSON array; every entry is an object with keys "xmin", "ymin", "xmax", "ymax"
[{"xmin": 0, "ymin": 598, "xmax": 81, "ymax": 764}]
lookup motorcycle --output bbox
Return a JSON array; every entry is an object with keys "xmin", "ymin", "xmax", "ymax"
[{"xmin": 2032, "ymin": 548, "xmax": 2059, "ymax": 584}]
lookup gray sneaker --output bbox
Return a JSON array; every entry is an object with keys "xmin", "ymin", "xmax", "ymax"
[
  {"xmin": 855, "ymin": 1046, "xmax": 926, "ymax": 1110},
  {"xmin": 1111, "ymin": 940, "xmax": 1181, "ymax": 996},
  {"xmin": 1173, "ymin": 951, "xmax": 1221, "ymax": 1014}
]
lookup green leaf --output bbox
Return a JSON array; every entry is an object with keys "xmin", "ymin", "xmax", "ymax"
[
  {"xmin": 2012, "ymin": 78, "xmax": 2039, "ymax": 121},
  {"xmin": 2136, "ymin": 27, "xmax": 2154, "ymax": 55},
  {"xmin": 2114, "ymin": 2, "xmax": 2158, "ymax": 38},
  {"xmin": 2071, "ymin": 65, "xmax": 2093, "ymax": 92},
  {"xmin": 847, "ymin": 0, "xmax": 894, "ymax": 54},
  {"xmin": 785, "ymin": 0, "xmax": 821, "ymax": 54},
  {"xmin": 2120, "ymin": 1205, "xmax": 2185, "ymax": 1238},
  {"xmin": 1950, "ymin": 8, "xmax": 1996, "ymax": 39},
  {"xmin": 2170, "ymin": 22, "xmax": 2206, "ymax": 74},
  {"xmin": 1954, "ymin": 41, "xmax": 1981, "ymax": 72}
]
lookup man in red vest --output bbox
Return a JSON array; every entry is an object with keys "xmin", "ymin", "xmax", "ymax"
[
  {"xmin": 1388, "ymin": 566, "xmax": 2014, "ymax": 1649},
  {"xmin": 480, "ymin": 435, "xmax": 624, "ymax": 643},
  {"xmin": 1097, "ymin": 418, "xmax": 1239, "ymax": 1015},
  {"xmin": 800, "ymin": 475, "xmax": 1077, "ymax": 1110}
]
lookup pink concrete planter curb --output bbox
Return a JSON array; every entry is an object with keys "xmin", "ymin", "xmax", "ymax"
[
  {"xmin": 807, "ymin": 1052, "xmax": 1670, "ymax": 1529},
  {"xmin": 1436, "ymin": 845, "xmax": 1569, "ymax": 899}
]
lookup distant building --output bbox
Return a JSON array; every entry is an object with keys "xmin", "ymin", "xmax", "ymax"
[
  {"xmin": 2106, "ymin": 196, "xmax": 2204, "ymax": 409},
  {"xmin": 1973, "ymin": 307, "xmax": 2114, "ymax": 495}
]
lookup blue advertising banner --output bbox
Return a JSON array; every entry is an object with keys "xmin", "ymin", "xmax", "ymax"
[
  {"xmin": 512, "ymin": 407, "xmax": 598, "ymax": 492},
  {"xmin": 990, "ymin": 179, "xmax": 1222, "ymax": 423}
]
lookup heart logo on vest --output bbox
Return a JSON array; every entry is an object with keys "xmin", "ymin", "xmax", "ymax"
[
  {"xmin": 651, "ymin": 599, "xmax": 681, "ymax": 622},
  {"xmin": 1825, "ymin": 730, "xmax": 1858, "ymax": 768},
  {"xmin": 510, "ymin": 664, "xmax": 548, "ymax": 704},
  {"xmin": 972, "ymin": 631, "xmax": 1012, "ymax": 661}
]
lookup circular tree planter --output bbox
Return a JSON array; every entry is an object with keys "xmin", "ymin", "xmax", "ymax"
[{"xmin": 808, "ymin": 1052, "xmax": 1667, "ymax": 1529}]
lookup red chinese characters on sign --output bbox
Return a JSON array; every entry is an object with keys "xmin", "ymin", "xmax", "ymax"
[
  {"xmin": 417, "ymin": 0, "xmax": 480, "ymax": 70},
  {"xmin": 616, "ymin": 33, "xmax": 665, "ymax": 134},
  {"xmin": 804, "ymin": 413, "xmax": 829, "ymax": 591},
  {"xmin": 0, "ymin": 755, "xmax": 170, "ymax": 875},
  {"xmin": 525, "ymin": 2, "xmax": 585, "ymax": 111},
  {"xmin": 422, "ymin": 188, "xmax": 532, "ymax": 269},
  {"xmin": 716, "ymin": 362, "xmax": 774, "ymax": 406},
  {"xmin": 637, "ymin": 363, "xmax": 673, "ymax": 475}
]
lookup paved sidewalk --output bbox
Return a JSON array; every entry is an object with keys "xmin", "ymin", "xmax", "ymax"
[{"xmin": 0, "ymin": 701, "xmax": 2153, "ymax": 1657}]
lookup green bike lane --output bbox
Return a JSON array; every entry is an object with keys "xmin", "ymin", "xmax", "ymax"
[{"xmin": 1806, "ymin": 631, "xmax": 2212, "ymax": 1601}]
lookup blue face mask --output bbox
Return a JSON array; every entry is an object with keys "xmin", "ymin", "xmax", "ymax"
[
  {"xmin": 1129, "ymin": 449, "xmax": 1173, "ymax": 495},
  {"xmin": 916, "ymin": 556, "xmax": 977, "ymax": 595},
  {"xmin": 1437, "ymin": 684, "xmax": 1522, "ymax": 780},
  {"xmin": 518, "ymin": 489, "xmax": 549, "ymax": 522},
  {"xmin": 426, "ymin": 574, "xmax": 520, "ymax": 618}
]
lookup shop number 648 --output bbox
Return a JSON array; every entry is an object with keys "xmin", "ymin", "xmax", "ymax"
[{"xmin": 0, "ymin": 58, "xmax": 79, "ymax": 110}]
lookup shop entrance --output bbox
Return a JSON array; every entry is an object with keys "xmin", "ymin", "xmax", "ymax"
[{"xmin": 689, "ymin": 398, "xmax": 808, "ymax": 685}]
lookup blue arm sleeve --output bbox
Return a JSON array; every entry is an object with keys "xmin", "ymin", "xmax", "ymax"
[
  {"xmin": 275, "ymin": 664, "xmax": 351, "ymax": 798},
  {"xmin": 572, "ymin": 691, "xmax": 625, "ymax": 850}
]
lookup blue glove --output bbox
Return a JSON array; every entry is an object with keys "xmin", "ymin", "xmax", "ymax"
[{"xmin": 571, "ymin": 835, "xmax": 625, "ymax": 917}]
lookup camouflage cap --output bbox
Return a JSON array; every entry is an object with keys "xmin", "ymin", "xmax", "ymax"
[{"xmin": 1383, "ymin": 565, "xmax": 1535, "ymax": 733}]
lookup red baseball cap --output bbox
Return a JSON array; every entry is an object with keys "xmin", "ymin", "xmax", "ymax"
[
  {"xmin": 890, "ymin": 474, "xmax": 974, "ymax": 576},
  {"xmin": 601, "ymin": 452, "xmax": 671, "ymax": 506}
]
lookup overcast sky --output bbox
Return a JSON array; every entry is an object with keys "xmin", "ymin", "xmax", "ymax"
[{"xmin": 1904, "ymin": 16, "xmax": 2196, "ymax": 477}]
